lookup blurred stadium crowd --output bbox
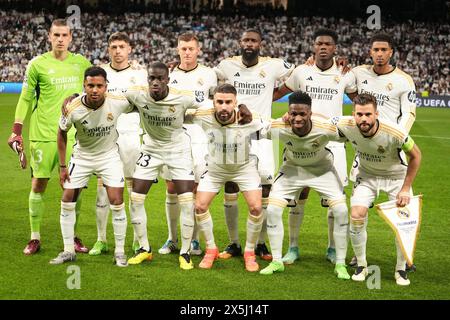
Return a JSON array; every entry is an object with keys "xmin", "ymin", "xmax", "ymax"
[{"xmin": 0, "ymin": 3, "xmax": 448, "ymax": 95}]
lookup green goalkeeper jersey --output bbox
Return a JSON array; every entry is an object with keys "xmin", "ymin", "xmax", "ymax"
[{"xmin": 14, "ymin": 52, "xmax": 91, "ymax": 141}]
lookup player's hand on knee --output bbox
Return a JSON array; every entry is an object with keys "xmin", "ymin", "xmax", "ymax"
[
  {"xmin": 237, "ymin": 104, "xmax": 253, "ymax": 124},
  {"xmin": 396, "ymin": 191, "xmax": 411, "ymax": 207},
  {"xmin": 61, "ymin": 93, "xmax": 79, "ymax": 117},
  {"xmin": 59, "ymin": 166, "xmax": 70, "ymax": 189}
]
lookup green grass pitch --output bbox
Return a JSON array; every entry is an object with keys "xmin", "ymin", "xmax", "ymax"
[{"xmin": 0, "ymin": 93, "xmax": 449, "ymax": 300}]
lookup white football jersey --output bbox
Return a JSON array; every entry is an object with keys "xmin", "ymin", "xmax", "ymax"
[
  {"xmin": 100, "ymin": 63, "xmax": 148, "ymax": 134},
  {"xmin": 269, "ymin": 118, "xmax": 344, "ymax": 175},
  {"xmin": 60, "ymin": 93, "xmax": 133, "ymax": 159},
  {"xmin": 335, "ymin": 116, "xmax": 410, "ymax": 178},
  {"xmin": 185, "ymin": 108, "xmax": 269, "ymax": 167},
  {"xmin": 169, "ymin": 64, "xmax": 217, "ymax": 108},
  {"xmin": 285, "ymin": 60, "xmax": 357, "ymax": 119},
  {"xmin": 169, "ymin": 63, "xmax": 218, "ymax": 145},
  {"xmin": 351, "ymin": 65, "xmax": 416, "ymax": 132},
  {"xmin": 125, "ymin": 87, "xmax": 199, "ymax": 150},
  {"xmin": 215, "ymin": 56, "xmax": 294, "ymax": 117}
]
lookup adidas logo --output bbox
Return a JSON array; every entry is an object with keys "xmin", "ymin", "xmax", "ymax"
[
  {"xmin": 234, "ymin": 72, "xmax": 240, "ymax": 77},
  {"xmin": 362, "ymin": 80, "xmax": 368, "ymax": 84},
  {"xmin": 48, "ymin": 69, "xmax": 55, "ymax": 74},
  {"xmin": 172, "ymin": 80, "xmax": 178, "ymax": 84},
  {"xmin": 286, "ymin": 141, "xmax": 293, "ymax": 146},
  {"xmin": 81, "ymin": 120, "xmax": 88, "ymax": 125},
  {"xmin": 306, "ymin": 76, "xmax": 313, "ymax": 81},
  {"xmin": 189, "ymin": 171, "xmax": 194, "ymax": 175}
]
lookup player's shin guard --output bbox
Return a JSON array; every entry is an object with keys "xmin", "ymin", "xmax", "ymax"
[
  {"xmin": 327, "ymin": 208, "xmax": 335, "ymax": 249},
  {"xmin": 96, "ymin": 180, "xmax": 109, "ymax": 242},
  {"xmin": 329, "ymin": 200, "xmax": 349, "ymax": 265},
  {"xmin": 60, "ymin": 201, "xmax": 76, "ymax": 253},
  {"xmin": 165, "ymin": 191, "xmax": 180, "ymax": 242},
  {"xmin": 257, "ymin": 198, "xmax": 269, "ymax": 244},
  {"xmin": 395, "ymin": 237, "xmax": 407, "ymax": 272},
  {"xmin": 245, "ymin": 213, "xmax": 264, "ymax": 253},
  {"xmin": 266, "ymin": 198, "xmax": 288, "ymax": 262},
  {"xmin": 288, "ymin": 199, "xmax": 305, "ymax": 248},
  {"xmin": 349, "ymin": 216, "xmax": 368, "ymax": 267},
  {"xmin": 29, "ymin": 191, "xmax": 44, "ymax": 240},
  {"xmin": 111, "ymin": 203, "xmax": 127, "ymax": 255},
  {"xmin": 179, "ymin": 192, "xmax": 195, "ymax": 255},
  {"xmin": 195, "ymin": 210, "xmax": 215, "ymax": 249},
  {"xmin": 224, "ymin": 193, "xmax": 239, "ymax": 244},
  {"xmin": 130, "ymin": 192, "xmax": 150, "ymax": 251}
]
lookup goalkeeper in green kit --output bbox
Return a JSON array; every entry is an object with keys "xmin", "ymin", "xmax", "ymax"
[{"xmin": 7, "ymin": 19, "xmax": 92, "ymax": 255}]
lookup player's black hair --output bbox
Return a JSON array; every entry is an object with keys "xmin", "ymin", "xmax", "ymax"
[
  {"xmin": 353, "ymin": 93, "xmax": 378, "ymax": 111},
  {"xmin": 242, "ymin": 29, "xmax": 262, "ymax": 41},
  {"xmin": 370, "ymin": 33, "xmax": 394, "ymax": 49},
  {"xmin": 313, "ymin": 28, "xmax": 338, "ymax": 44},
  {"xmin": 149, "ymin": 61, "xmax": 169, "ymax": 75},
  {"xmin": 214, "ymin": 83, "xmax": 237, "ymax": 96},
  {"xmin": 289, "ymin": 91, "xmax": 312, "ymax": 107},
  {"xmin": 84, "ymin": 66, "xmax": 107, "ymax": 80}
]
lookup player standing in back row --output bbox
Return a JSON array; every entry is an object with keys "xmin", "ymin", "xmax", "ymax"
[
  {"xmin": 272, "ymin": 29, "xmax": 357, "ymax": 265},
  {"xmin": 347, "ymin": 33, "xmax": 417, "ymax": 269},
  {"xmin": 89, "ymin": 32, "xmax": 148, "ymax": 256},
  {"xmin": 214, "ymin": 29, "xmax": 294, "ymax": 261},
  {"xmin": 158, "ymin": 33, "xmax": 217, "ymax": 257}
]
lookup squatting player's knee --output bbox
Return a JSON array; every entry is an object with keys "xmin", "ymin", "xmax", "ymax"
[
  {"xmin": 249, "ymin": 205, "xmax": 262, "ymax": 217},
  {"xmin": 351, "ymin": 206, "xmax": 368, "ymax": 220},
  {"xmin": 195, "ymin": 202, "xmax": 209, "ymax": 214}
]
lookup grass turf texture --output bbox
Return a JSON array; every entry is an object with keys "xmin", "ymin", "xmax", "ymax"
[{"xmin": 0, "ymin": 94, "xmax": 449, "ymax": 300}]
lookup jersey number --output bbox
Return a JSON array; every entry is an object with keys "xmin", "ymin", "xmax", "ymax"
[{"xmin": 136, "ymin": 152, "xmax": 151, "ymax": 167}]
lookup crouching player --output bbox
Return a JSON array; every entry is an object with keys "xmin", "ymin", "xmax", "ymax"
[
  {"xmin": 335, "ymin": 93, "xmax": 421, "ymax": 286},
  {"xmin": 260, "ymin": 91, "xmax": 350, "ymax": 279},
  {"xmin": 186, "ymin": 84, "xmax": 269, "ymax": 272},
  {"xmin": 50, "ymin": 67, "xmax": 133, "ymax": 267}
]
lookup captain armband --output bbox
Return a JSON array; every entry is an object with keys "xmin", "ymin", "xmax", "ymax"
[{"xmin": 401, "ymin": 136, "xmax": 415, "ymax": 153}]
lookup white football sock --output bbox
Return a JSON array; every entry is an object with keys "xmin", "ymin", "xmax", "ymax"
[
  {"xmin": 349, "ymin": 216, "xmax": 368, "ymax": 267},
  {"xmin": 266, "ymin": 198, "xmax": 288, "ymax": 262},
  {"xmin": 95, "ymin": 179, "xmax": 109, "ymax": 242},
  {"xmin": 178, "ymin": 192, "xmax": 195, "ymax": 255},
  {"xmin": 395, "ymin": 237, "xmax": 407, "ymax": 271},
  {"xmin": 288, "ymin": 199, "xmax": 305, "ymax": 248},
  {"xmin": 60, "ymin": 201, "xmax": 76, "ymax": 254},
  {"xmin": 165, "ymin": 191, "xmax": 180, "ymax": 242},
  {"xmin": 245, "ymin": 213, "xmax": 263, "ymax": 253},
  {"xmin": 327, "ymin": 207, "xmax": 335, "ymax": 249},
  {"xmin": 111, "ymin": 203, "xmax": 127, "ymax": 255},
  {"xmin": 130, "ymin": 192, "xmax": 150, "ymax": 251},
  {"xmin": 330, "ymin": 200, "xmax": 349, "ymax": 265},
  {"xmin": 195, "ymin": 210, "xmax": 216, "ymax": 249}
]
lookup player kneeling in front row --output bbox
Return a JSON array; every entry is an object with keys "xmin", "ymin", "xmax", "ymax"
[
  {"xmin": 260, "ymin": 91, "xmax": 350, "ymax": 279},
  {"xmin": 186, "ymin": 84, "xmax": 268, "ymax": 272},
  {"xmin": 335, "ymin": 94, "xmax": 421, "ymax": 286},
  {"xmin": 50, "ymin": 67, "xmax": 132, "ymax": 267}
]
